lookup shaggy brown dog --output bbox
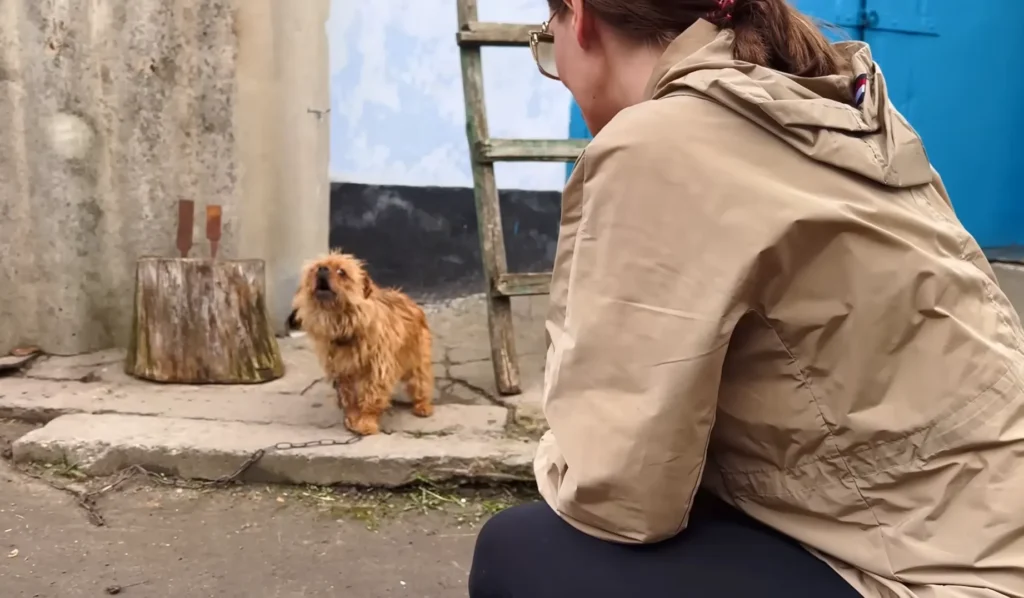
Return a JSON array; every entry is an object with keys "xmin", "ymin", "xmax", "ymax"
[{"xmin": 291, "ymin": 252, "xmax": 434, "ymax": 435}]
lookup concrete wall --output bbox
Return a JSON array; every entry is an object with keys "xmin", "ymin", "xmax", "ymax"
[
  {"xmin": 327, "ymin": 0, "xmax": 571, "ymax": 192},
  {"xmin": 993, "ymin": 264, "xmax": 1024, "ymax": 319},
  {"xmin": 0, "ymin": 0, "xmax": 329, "ymax": 355}
]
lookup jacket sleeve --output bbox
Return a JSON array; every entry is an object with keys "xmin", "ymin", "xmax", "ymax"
[{"xmin": 534, "ymin": 119, "xmax": 767, "ymax": 544}]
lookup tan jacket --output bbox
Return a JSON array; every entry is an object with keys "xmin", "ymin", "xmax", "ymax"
[{"xmin": 535, "ymin": 20, "xmax": 1024, "ymax": 598}]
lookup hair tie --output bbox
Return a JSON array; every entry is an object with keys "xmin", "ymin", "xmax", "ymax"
[{"xmin": 713, "ymin": 0, "xmax": 736, "ymax": 23}]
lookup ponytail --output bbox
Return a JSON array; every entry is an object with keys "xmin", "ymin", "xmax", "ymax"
[{"xmin": 727, "ymin": 0, "xmax": 842, "ymax": 77}]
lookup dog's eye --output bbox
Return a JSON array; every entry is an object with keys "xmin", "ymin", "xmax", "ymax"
[{"xmin": 336, "ymin": 269, "xmax": 347, "ymax": 278}]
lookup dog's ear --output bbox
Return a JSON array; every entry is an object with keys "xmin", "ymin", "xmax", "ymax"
[{"xmin": 362, "ymin": 273, "xmax": 376, "ymax": 298}]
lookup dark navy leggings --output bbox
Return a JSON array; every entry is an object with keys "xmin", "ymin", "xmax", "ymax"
[{"xmin": 469, "ymin": 491, "xmax": 862, "ymax": 598}]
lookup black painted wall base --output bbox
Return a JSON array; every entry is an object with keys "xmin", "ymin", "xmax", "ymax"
[{"xmin": 329, "ymin": 182, "xmax": 562, "ymax": 301}]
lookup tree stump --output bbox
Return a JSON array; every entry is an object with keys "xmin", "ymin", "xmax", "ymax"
[{"xmin": 125, "ymin": 258, "xmax": 285, "ymax": 384}]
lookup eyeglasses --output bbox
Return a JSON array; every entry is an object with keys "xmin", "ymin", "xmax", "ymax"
[{"xmin": 528, "ymin": 20, "xmax": 559, "ymax": 81}]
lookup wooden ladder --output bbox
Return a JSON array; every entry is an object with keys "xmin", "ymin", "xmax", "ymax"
[{"xmin": 456, "ymin": 0, "xmax": 587, "ymax": 395}]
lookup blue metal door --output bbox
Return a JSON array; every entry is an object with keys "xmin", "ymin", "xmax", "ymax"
[
  {"xmin": 792, "ymin": 0, "xmax": 863, "ymax": 40},
  {"xmin": 795, "ymin": 0, "xmax": 1024, "ymax": 248},
  {"xmin": 853, "ymin": 0, "xmax": 1024, "ymax": 249}
]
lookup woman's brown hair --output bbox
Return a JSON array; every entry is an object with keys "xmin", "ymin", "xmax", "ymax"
[{"xmin": 546, "ymin": 0, "xmax": 842, "ymax": 78}]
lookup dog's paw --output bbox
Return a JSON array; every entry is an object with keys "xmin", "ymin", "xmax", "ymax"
[
  {"xmin": 412, "ymin": 403, "xmax": 434, "ymax": 418},
  {"xmin": 345, "ymin": 415, "xmax": 381, "ymax": 436}
]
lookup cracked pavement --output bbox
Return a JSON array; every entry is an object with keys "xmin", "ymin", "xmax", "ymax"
[{"xmin": 0, "ymin": 416, "xmax": 526, "ymax": 598}]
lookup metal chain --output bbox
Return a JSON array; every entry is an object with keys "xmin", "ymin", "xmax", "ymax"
[
  {"xmin": 12, "ymin": 435, "xmax": 363, "ymax": 527},
  {"xmin": 210, "ymin": 437, "xmax": 363, "ymax": 486}
]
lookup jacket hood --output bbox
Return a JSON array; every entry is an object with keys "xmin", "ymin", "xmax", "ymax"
[{"xmin": 644, "ymin": 20, "xmax": 932, "ymax": 187}]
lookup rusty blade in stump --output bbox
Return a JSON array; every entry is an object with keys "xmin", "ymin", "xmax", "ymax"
[
  {"xmin": 176, "ymin": 199, "xmax": 194, "ymax": 257},
  {"xmin": 206, "ymin": 205, "xmax": 222, "ymax": 259}
]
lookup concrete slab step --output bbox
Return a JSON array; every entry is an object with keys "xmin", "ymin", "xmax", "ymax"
[
  {"xmin": 0, "ymin": 378, "xmax": 509, "ymax": 436},
  {"xmin": 12, "ymin": 413, "xmax": 537, "ymax": 487}
]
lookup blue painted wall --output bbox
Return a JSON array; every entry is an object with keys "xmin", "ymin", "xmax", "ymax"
[{"xmin": 567, "ymin": 0, "xmax": 1023, "ymax": 249}]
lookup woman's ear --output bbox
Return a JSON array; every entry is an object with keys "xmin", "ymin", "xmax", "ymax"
[{"xmin": 569, "ymin": 0, "xmax": 593, "ymax": 50}]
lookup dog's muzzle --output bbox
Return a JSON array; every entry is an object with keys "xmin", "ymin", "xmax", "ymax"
[{"xmin": 314, "ymin": 266, "xmax": 334, "ymax": 297}]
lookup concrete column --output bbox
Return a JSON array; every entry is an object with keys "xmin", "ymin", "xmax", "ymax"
[{"xmin": 258, "ymin": 0, "xmax": 331, "ymax": 333}]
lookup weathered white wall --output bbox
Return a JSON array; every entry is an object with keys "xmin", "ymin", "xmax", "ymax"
[
  {"xmin": 328, "ymin": 0, "xmax": 572, "ymax": 192},
  {"xmin": 0, "ymin": 0, "xmax": 329, "ymax": 355}
]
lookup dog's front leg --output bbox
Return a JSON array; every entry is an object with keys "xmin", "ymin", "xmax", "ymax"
[
  {"xmin": 343, "ymin": 378, "xmax": 392, "ymax": 436},
  {"xmin": 335, "ymin": 379, "xmax": 363, "ymax": 431}
]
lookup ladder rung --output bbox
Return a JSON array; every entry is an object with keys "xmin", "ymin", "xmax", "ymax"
[
  {"xmin": 457, "ymin": 22, "xmax": 535, "ymax": 46},
  {"xmin": 495, "ymin": 273, "xmax": 551, "ymax": 296},
  {"xmin": 477, "ymin": 139, "xmax": 587, "ymax": 163}
]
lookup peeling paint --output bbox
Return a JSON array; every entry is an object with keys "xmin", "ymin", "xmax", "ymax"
[{"xmin": 327, "ymin": 0, "xmax": 572, "ymax": 191}]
